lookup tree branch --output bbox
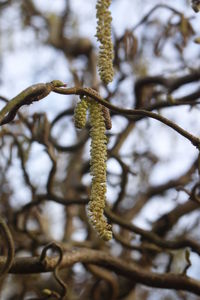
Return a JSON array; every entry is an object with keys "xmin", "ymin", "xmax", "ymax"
[
  {"xmin": 3, "ymin": 248, "xmax": 200, "ymax": 296},
  {"xmin": 53, "ymin": 86, "xmax": 200, "ymax": 148}
]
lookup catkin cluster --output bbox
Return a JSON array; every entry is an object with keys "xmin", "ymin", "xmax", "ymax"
[
  {"xmin": 74, "ymin": 97, "xmax": 112, "ymax": 241},
  {"xmin": 96, "ymin": 0, "xmax": 114, "ymax": 84}
]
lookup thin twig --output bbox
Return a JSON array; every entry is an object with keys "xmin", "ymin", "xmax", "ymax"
[
  {"xmin": 53, "ymin": 86, "xmax": 200, "ymax": 148},
  {"xmin": 0, "ymin": 217, "xmax": 15, "ymax": 276}
]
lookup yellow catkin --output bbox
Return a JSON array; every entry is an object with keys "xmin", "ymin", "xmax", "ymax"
[
  {"xmin": 88, "ymin": 99, "xmax": 112, "ymax": 241},
  {"xmin": 74, "ymin": 97, "xmax": 89, "ymax": 129},
  {"xmin": 96, "ymin": 0, "xmax": 114, "ymax": 84},
  {"xmin": 73, "ymin": 95, "xmax": 112, "ymax": 240}
]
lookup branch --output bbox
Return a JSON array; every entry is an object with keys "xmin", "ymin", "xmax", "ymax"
[
  {"xmin": 105, "ymin": 208, "xmax": 200, "ymax": 255},
  {"xmin": 53, "ymin": 86, "xmax": 200, "ymax": 148},
  {"xmin": 3, "ymin": 248, "xmax": 200, "ymax": 296},
  {"xmin": 0, "ymin": 217, "xmax": 15, "ymax": 276},
  {"xmin": 134, "ymin": 71, "xmax": 200, "ymax": 107},
  {"xmin": 132, "ymin": 4, "xmax": 183, "ymax": 31},
  {"xmin": 17, "ymin": 193, "xmax": 88, "ymax": 214},
  {"xmin": 86, "ymin": 264, "xmax": 119, "ymax": 300},
  {"xmin": 152, "ymin": 200, "xmax": 199, "ymax": 236},
  {"xmin": 1, "ymin": 82, "xmax": 199, "ymax": 148},
  {"xmin": 0, "ymin": 80, "xmax": 66, "ymax": 125}
]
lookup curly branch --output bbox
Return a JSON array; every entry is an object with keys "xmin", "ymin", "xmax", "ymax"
[{"xmin": 3, "ymin": 248, "xmax": 200, "ymax": 296}]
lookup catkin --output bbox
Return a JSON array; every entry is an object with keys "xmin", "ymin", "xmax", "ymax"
[
  {"xmin": 74, "ymin": 97, "xmax": 89, "ymax": 129},
  {"xmin": 74, "ymin": 95, "xmax": 112, "ymax": 241},
  {"xmin": 96, "ymin": 0, "xmax": 114, "ymax": 84},
  {"xmin": 88, "ymin": 100, "xmax": 112, "ymax": 240}
]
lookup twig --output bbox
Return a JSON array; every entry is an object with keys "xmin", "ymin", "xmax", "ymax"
[
  {"xmin": 0, "ymin": 217, "xmax": 15, "ymax": 276},
  {"xmin": 0, "ymin": 81, "xmax": 66, "ymax": 125},
  {"xmin": 132, "ymin": 4, "xmax": 183, "ymax": 32},
  {"xmin": 105, "ymin": 208, "xmax": 200, "ymax": 255},
  {"xmin": 53, "ymin": 86, "xmax": 200, "ymax": 148},
  {"xmin": 40, "ymin": 242, "xmax": 67, "ymax": 299}
]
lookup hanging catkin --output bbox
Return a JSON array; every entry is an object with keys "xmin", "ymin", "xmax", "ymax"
[
  {"xmin": 72, "ymin": 0, "xmax": 115, "ymax": 240},
  {"xmin": 96, "ymin": 0, "xmax": 114, "ymax": 84},
  {"xmin": 88, "ymin": 100, "xmax": 112, "ymax": 241},
  {"xmin": 74, "ymin": 97, "xmax": 112, "ymax": 240},
  {"xmin": 74, "ymin": 96, "xmax": 89, "ymax": 129}
]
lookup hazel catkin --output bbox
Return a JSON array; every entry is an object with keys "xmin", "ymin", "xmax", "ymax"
[
  {"xmin": 74, "ymin": 95, "xmax": 112, "ymax": 241},
  {"xmin": 96, "ymin": 0, "xmax": 114, "ymax": 84},
  {"xmin": 74, "ymin": 96, "xmax": 89, "ymax": 129},
  {"xmin": 88, "ymin": 100, "xmax": 112, "ymax": 240}
]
